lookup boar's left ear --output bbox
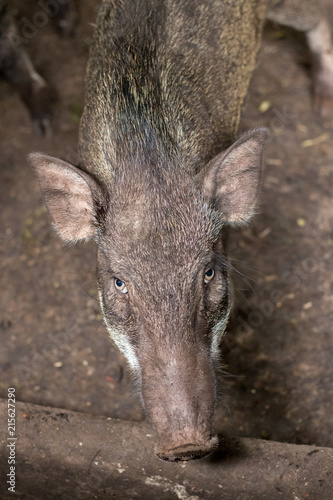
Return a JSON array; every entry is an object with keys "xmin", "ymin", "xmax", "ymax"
[
  {"xmin": 29, "ymin": 153, "xmax": 103, "ymax": 242},
  {"xmin": 197, "ymin": 128, "xmax": 269, "ymax": 225}
]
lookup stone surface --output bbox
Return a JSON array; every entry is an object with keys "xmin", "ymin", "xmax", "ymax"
[{"xmin": 0, "ymin": 399, "xmax": 332, "ymax": 500}]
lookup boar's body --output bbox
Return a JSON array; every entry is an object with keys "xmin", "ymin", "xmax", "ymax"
[
  {"xmin": 76, "ymin": 0, "xmax": 266, "ymax": 461},
  {"xmin": 31, "ymin": 0, "xmax": 270, "ymax": 462},
  {"xmin": 79, "ymin": 0, "xmax": 265, "ymax": 177}
]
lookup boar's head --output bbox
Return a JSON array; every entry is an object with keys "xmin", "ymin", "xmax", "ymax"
[{"xmin": 30, "ymin": 128, "xmax": 268, "ymax": 461}]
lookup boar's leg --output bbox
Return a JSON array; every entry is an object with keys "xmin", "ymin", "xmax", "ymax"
[
  {"xmin": 267, "ymin": 0, "xmax": 333, "ymax": 116},
  {"xmin": 0, "ymin": 3, "xmax": 51, "ymax": 135},
  {"xmin": 306, "ymin": 17, "xmax": 333, "ymax": 117},
  {"xmin": 52, "ymin": 0, "xmax": 78, "ymax": 37}
]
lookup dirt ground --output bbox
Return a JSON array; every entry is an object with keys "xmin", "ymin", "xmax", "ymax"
[{"xmin": 1, "ymin": 0, "xmax": 333, "ymax": 480}]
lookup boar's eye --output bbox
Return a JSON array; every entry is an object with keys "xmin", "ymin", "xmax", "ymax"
[
  {"xmin": 204, "ymin": 268, "xmax": 215, "ymax": 284},
  {"xmin": 114, "ymin": 278, "xmax": 128, "ymax": 294}
]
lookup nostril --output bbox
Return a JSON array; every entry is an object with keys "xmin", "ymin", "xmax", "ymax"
[
  {"xmin": 157, "ymin": 446, "xmax": 211, "ymax": 462},
  {"xmin": 156, "ymin": 437, "xmax": 218, "ymax": 462}
]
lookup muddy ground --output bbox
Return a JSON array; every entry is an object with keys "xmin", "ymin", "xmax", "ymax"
[{"xmin": 0, "ymin": 0, "xmax": 332, "ymax": 492}]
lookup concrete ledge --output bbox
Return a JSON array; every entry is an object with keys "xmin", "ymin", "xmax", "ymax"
[{"xmin": 0, "ymin": 398, "xmax": 332, "ymax": 499}]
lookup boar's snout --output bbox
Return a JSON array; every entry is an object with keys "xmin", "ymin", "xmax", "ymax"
[
  {"xmin": 156, "ymin": 435, "xmax": 218, "ymax": 462},
  {"xmin": 140, "ymin": 341, "xmax": 219, "ymax": 462}
]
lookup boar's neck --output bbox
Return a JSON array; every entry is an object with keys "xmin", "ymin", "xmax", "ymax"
[{"xmin": 78, "ymin": 0, "xmax": 265, "ymax": 186}]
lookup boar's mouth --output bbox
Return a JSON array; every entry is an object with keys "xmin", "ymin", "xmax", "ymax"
[{"xmin": 155, "ymin": 435, "xmax": 219, "ymax": 462}]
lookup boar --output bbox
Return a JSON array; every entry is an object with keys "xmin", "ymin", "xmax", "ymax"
[{"xmin": 30, "ymin": 0, "xmax": 333, "ymax": 461}]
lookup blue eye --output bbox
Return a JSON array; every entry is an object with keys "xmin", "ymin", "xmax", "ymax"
[
  {"xmin": 114, "ymin": 278, "xmax": 128, "ymax": 293},
  {"xmin": 204, "ymin": 268, "xmax": 215, "ymax": 284}
]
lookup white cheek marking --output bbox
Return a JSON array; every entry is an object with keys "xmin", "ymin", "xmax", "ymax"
[
  {"xmin": 98, "ymin": 290, "xmax": 140, "ymax": 372},
  {"xmin": 105, "ymin": 325, "xmax": 140, "ymax": 372},
  {"xmin": 210, "ymin": 311, "xmax": 230, "ymax": 360}
]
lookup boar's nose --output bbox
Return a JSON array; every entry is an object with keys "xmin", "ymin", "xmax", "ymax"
[{"xmin": 155, "ymin": 435, "xmax": 218, "ymax": 462}]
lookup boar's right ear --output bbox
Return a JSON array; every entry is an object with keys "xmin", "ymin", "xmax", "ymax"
[
  {"xmin": 197, "ymin": 128, "xmax": 269, "ymax": 225},
  {"xmin": 29, "ymin": 153, "xmax": 103, "ymax": 243}
]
